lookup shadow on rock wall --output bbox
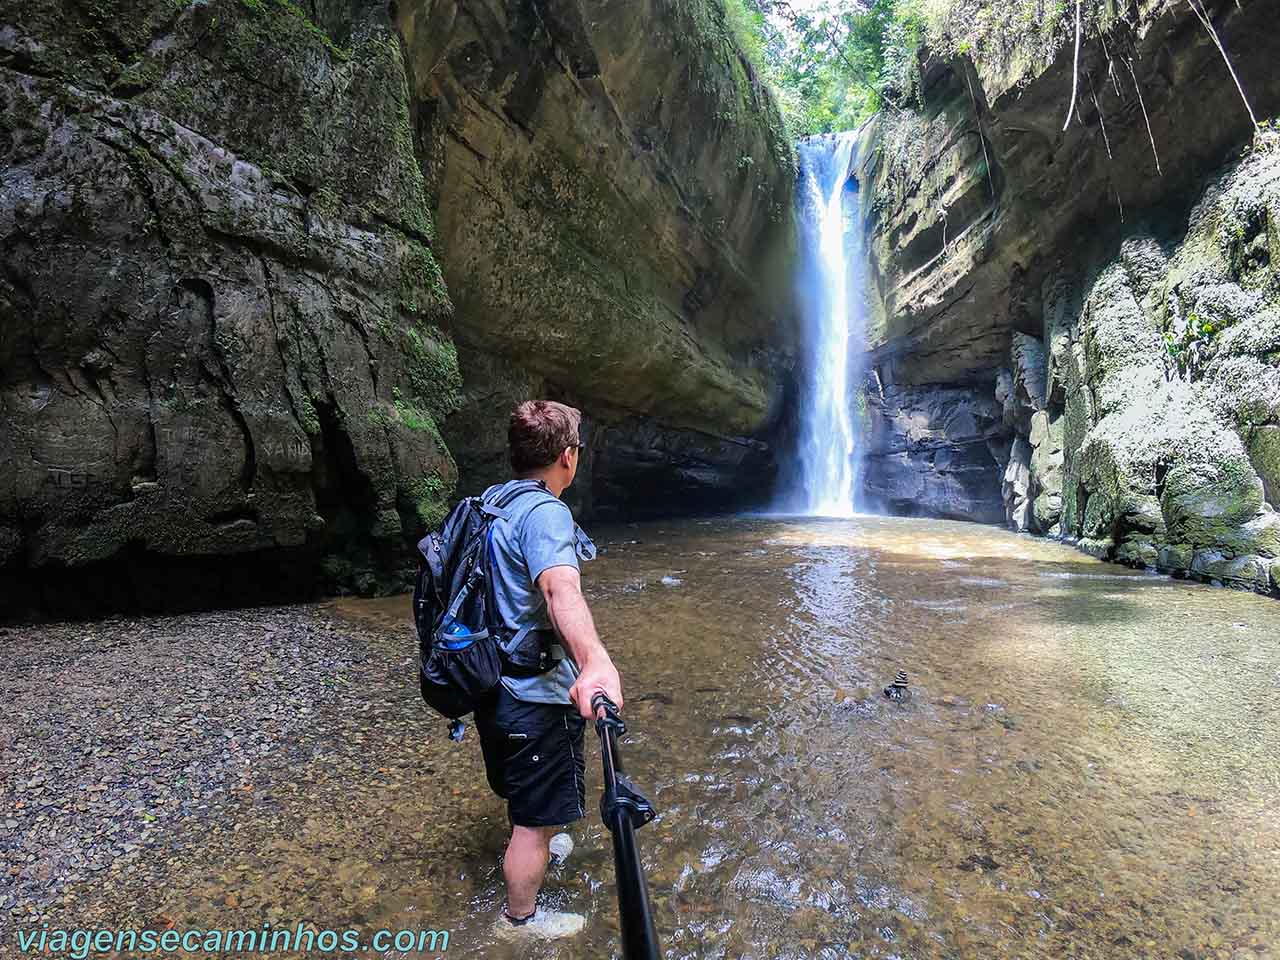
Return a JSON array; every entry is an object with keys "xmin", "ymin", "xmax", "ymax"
[{"xmin": 0, "ymin": 0, "xmax": 458, "ymax": 619}]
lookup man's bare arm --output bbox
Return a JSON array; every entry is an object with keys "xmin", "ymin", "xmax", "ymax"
[{"xmin": 537, "ymin": 564, "xmax": 622, "ymax": 719}]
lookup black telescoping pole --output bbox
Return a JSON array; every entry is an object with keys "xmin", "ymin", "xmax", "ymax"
[{"xmin": 592, "ymin": 694, "xmax": 661, "ymax": 960}]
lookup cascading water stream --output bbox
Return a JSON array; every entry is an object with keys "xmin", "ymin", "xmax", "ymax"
[{"xmin": 791, "ymin": 132, "xmax": 866, "ymax": 517}]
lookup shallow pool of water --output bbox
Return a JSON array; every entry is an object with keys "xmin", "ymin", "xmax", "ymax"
[{"xmin": 327, "ymin": 515, "xmax": 1280, "ymax": 959}]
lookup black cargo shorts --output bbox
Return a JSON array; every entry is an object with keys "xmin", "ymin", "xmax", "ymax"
[{"xmin": 474, "ymin": 685, "xmax": 587, "ymax": 828}]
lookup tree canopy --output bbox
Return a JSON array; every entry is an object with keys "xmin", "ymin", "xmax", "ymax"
[
  {"xmin": 726, "ymin": 0, "xmax": 1128, "ymax": 138},
  {"xmin": 725, "ymin": 0, "xmax": 926, "ymax": 136}
]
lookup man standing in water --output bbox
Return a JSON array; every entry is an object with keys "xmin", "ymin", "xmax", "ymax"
[{"xmin": 475, "ymin": 399, "xmax": 624, "ymax": 939}]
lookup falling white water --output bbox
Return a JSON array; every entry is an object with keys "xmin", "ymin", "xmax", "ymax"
[{"xmin": 793, "ymin": 132, "xmax": 866, "ymax": 517}]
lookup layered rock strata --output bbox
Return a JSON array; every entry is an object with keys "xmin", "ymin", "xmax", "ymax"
[
  {"xmin": 0, "ymin": 0, "xmax": 795, "ymax": 615},
  {"xmin": 854, "ymin": 0, "xmax": 1280, "ymax": 594},
  {"xmin": 396, "ymin": 0, "xmax": 797, "ymax": 508},
  {"xmin": 1, "ymin": 0, "xmax": 459, "ymax": 613}
]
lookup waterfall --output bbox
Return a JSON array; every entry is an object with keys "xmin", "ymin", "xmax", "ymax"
[{"xmin": 792, "ymin": 132, "xmax": 866, "ymax": 517}]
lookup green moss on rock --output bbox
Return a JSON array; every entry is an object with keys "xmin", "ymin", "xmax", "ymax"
[
  {"xmin": 406, "ymin": 475, "xmax": 448, "ymax": 529},
  {"xmin": 402, "ymin": 326, "xmax": 462, "ymax": 419}
]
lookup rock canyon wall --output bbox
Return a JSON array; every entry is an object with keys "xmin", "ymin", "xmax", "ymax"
[
  {"xmin": 854, "ymin": 0, "xmax": 1280, "ymax": 595},
  {"xmin": 0, "ymin": 0, "xmax": 795, "ymax": 615}
]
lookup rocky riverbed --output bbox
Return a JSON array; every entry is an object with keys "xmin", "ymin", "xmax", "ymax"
[
  {"xmin": 3, "ymin": 515, "xmax": 1279, "ymax": 959},
  {"xmin": 0, "ymin": 604, "xmax": 462, "ymax": 932}
]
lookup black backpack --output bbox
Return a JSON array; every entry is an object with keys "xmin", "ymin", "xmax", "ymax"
[{"xmin": 413, "ymin": 480, "xmax": 561, "ymax": 719}]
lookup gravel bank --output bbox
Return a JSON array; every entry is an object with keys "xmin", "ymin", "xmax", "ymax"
[{"xmin": 0, "ymin": 602, "xmax": 503, "ymax": 945}]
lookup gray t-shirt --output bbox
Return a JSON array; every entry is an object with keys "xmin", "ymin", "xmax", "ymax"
[{"xmin": 483, "ymin": 480, "xmax": 582, "ymax": 705}]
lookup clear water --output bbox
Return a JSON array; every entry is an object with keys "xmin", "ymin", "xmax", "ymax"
[
  {"xmin": 792, "ymin": 134, "xmax": 866, "ymax": 518},
  {"xmin": 43, "ymin": 517, "xmax": 1280, "ymax": 958}
]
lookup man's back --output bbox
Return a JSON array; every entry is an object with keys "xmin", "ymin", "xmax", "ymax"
[{"xmin": 482, "ymin": 479, "xmax": 581, "ymax": 705}]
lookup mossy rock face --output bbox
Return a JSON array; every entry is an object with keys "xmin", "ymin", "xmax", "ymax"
[
  {"xmin": 1076, "ymin": 538, "xmax": 1114, "ymax": 560},
  {"xmin": 0, "ymin": 0, "xmax": 457, "ymax": 605},
  {"xmin": 855, "ymin": 0, "xmax": 1280, "ymax": 572},
  {"xmin": 400, "ymin": 0, "xmax": 798, "ymax": 502},
  {"xmin": 1115, "ymin": 535, "xmax": 1158, "ymax": 569},
  {"xmin": 1, "ymin": 0, "xmax": 797, "ymax": 613},
  {"xmin": 1157, "ymin": 543, "xmax": 1195, "ymax": 573},
  {"xmin": 967, "ymin": 140, "xmax": 1280, "ymax": 593},
  {"xmin": 1216, "ymin": 512, "xmax": 1280, "ymax": 560},
  {"xmin": 1161, "ymin": 459, "xmax": 1266, "ymax": 547},
  {"xmin": 1190, "ymin": 550, "xmax": 1273, "ymax": 593},
  {"xmin": 1250, "ymin": 426, "xmax": 1280, "ymax": 509}
]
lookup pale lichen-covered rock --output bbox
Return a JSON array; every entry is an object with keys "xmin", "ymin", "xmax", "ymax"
[
  {"xmin": 1251, "ymin": 426, "xmax": 1280, "ymax": 508},
  {"xmin": 995, "ymin": 368, "xmax": 1016, "ymax": 429},
  {"xmin": 1010, "ymin": 333, "xmax": 1047, "ymax": 413},
  {"xmin": 1034, "ymin": 145, "xmax": 1279, "ymax": 593},
  {"xmin": 1029, "ymin": 408, "xmax": 1064, "ymax": 533},
  {"xmin": 853, "ymin": 0, "xmax": 1280, "ymax": 598},
  {"xmin": 1002, "ymin": 436, "xmax": 1032, "ymax": 531}
]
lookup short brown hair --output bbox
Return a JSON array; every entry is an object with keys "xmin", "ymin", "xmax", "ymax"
[{"xmin": 508, "ymin": 400, "xmax": 582, "ymax": 473}]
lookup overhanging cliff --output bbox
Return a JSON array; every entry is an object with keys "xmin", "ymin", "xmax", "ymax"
[
  {"xmin": 397, "ymin": 0, "xmax": 797, "ymax": 518},
  {"xmin": 0, "ymin": 0, "xmax": 796, "ymax": 617},
  {"xmin": 854, "ymin": 0, "xmax": 1280, "ymax": 594}
]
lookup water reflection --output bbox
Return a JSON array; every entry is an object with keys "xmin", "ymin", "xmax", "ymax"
[{"xmin": 61, "ymin": 516, "xmax": 1280, "ymax": 958}]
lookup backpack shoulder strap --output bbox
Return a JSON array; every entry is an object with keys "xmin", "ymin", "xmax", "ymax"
[{"xmin": 479, "ymin": 480, "xmax": 553, "ymax": 520}]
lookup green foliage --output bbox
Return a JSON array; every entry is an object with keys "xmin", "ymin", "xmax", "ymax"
[
  {"xmin": 391, "ymin": 387, "xmax": 444, "ymax": 442},
  {"xmin": 916, "ymin": 0, "xmax": 1121, "ymax": 74},
  {"xmin": 1164, "ymin": 309, "xmax": 1232, "ymax": 379},
  {"xmin": 298, "ymin": 396, "xmax": 321, "ymax": 435},
  {"xmin": 740, "ymin": 0, "xmax": 928, "ymax": 136},
  {"xmin": 1243, "ymin": 116, "xmax": 1280, "ymax": 157},
  {"xmin": 745, "ymin": 0, "xmax": 1130, "ymax": 137},
  {"xmin": 724, "ymin": 0, "xmax": 771, "ymax": 66}
]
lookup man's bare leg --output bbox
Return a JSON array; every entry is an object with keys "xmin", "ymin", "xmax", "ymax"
[{"xmin": 503, "ymin": 825, "xmax": 557, "ymax": 918}]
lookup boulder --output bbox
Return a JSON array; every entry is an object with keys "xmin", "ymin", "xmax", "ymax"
[
  {"xmin": 1161, "ymin": 455, "xmax": 1266, "ymax": 548},
  {"xmin": 1028, "ymin": 410, "xmax": 1064, "ymax": 531},
  {"xmin": 1190, "ymin": 550, "xmax": 1273, "ymax": 593},
  {"xmin": 1157, "ymin": 543, "xmax": 1195, "ymax": 574},
  {"xmin": 1215, "ymin": 512, "xmax": 1280, "ymax": 560},
  {"xmin": 1003, "ymin": 437, "xmax": 1032, "ymax": 531},
  {"xmin": 1115, "ymin": 535, "xmax": 1158, "ymax": 569},
  {"xmin": 1251, "ymin": 426, "xmax": 1280, "ymax": 509}
]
